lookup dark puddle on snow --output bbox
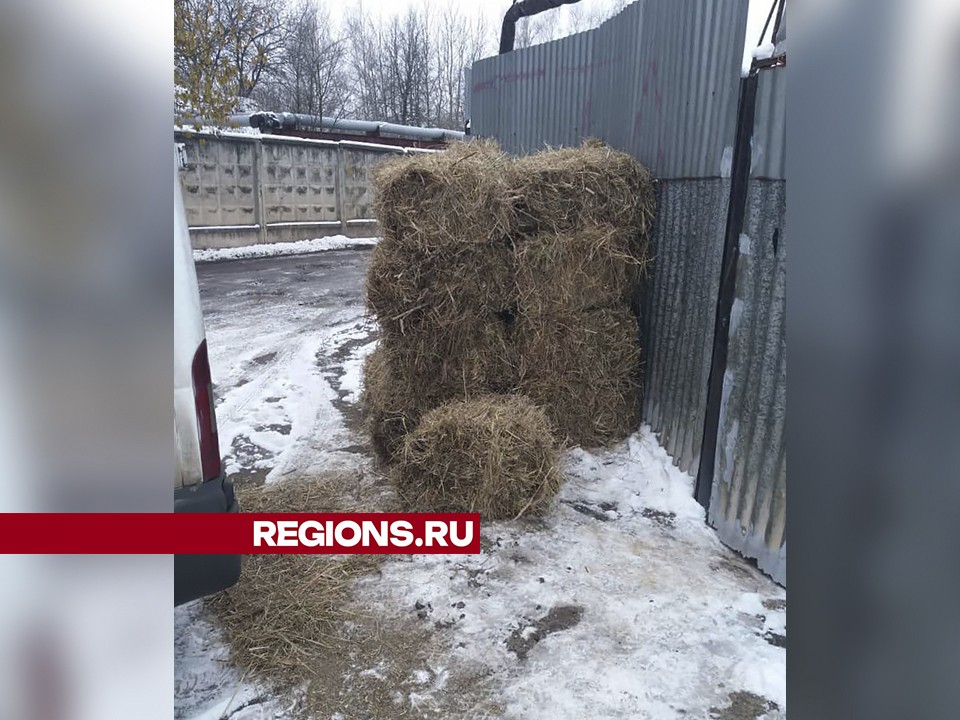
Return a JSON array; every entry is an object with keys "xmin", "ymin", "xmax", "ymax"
[
  {"xmin": 505, "ymin": 605, "xmax": 585, "ymax": 660},
  {"xmin": 640, "ymin": 507, "xmax": 677, "ymax": 528},
  {"xmin": 251, "ymin": 351, "xmax": 278, "ymax": 366},
  {"xmin": 562, "ymin": 499, "xmax": 619, "ymax": 522},
  {"xmin": 763, "ymin": 631, "xmax": 786, "ymax": 648}
]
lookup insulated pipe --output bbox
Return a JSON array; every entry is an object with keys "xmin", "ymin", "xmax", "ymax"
[
  {"xmin": 499, "ymin": 0, "xmax": 583, "ymax": 55},
  {"xmin": 238, "ymin": 112, "xmax": 465, "ymax": 142}
]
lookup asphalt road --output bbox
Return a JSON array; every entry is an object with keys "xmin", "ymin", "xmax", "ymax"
[
  {"xmin": 196, "ymin": 248, "xmax": 371, "ymax": 313},
  {"xmin": 195, "ymin": 248, "xmax": 378, "ymax": 484}
]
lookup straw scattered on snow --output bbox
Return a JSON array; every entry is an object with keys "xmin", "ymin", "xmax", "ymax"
[{"xmin": 208, "ymin": 476, "xmax": 381, "ymax": 687}]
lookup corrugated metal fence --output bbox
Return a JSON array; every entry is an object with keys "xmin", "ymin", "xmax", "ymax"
[
  {"xmin": 708, "ymin": 66, "xmax": 786, "ymax": 582},
  {"xmin": 471, "ymin": 0, "xmax": 745, "ymax": 178},
  {"xmin": 470, "ymin": 0, "xmax": 786, "ymax": 584}
]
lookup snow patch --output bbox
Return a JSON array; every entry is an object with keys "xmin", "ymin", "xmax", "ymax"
[
  {"xmin": 194, "ymin": 235, "xmax": 379, "ymax": 263},
  {"xmin": 720, "ymin": 145, "xmax": 734, "ymax": 178},
  {"xmin": 340, "ymin": 340, "xmax": 379, "ymax": 403},
  {"xmin": 752, "ymin": 41, "xmax": 776, "ymax": 61},
  {"xmin": 359, "ymin": 665, "xmax": 387, "ymax": 681},
  {"xmin": 734, "ymin": 592, "xmax": 766, "ymax": 616},
  {"xmin": 174, "ymin": 602, "xmax": 286, "ymax": 720}
]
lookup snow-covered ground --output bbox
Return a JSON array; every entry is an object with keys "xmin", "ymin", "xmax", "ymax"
[
  {"xmin": 194, "ymin": 235, "xmax": 379, "ymax": 264},
  {"xmin": 196, "ymin": 248, "xmax": 378, "ymax": 483},
  {"xmin": 177, "ymin": 249, "xmax": 786, "ymax": 719},
  {"xmin": 359, "ymin": 434, "xmax": 786, "ymax": 718},
  {"xmin": 175, "ymin": 601, "xmax": 288, "ymax": 720}
]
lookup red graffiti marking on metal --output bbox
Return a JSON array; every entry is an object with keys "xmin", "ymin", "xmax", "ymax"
[
  {"xmin": 473, "ymin": 66, "xmax": 546, "ymax": 93},
  {"xmin": 634, "ymin": 55, "xmax": 668, "ymax": 170}
]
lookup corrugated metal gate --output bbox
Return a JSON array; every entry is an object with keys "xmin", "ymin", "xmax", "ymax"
[
  {"xmin": 705, "ymin": 65, "xmax": 786, "ymax": 583},
  {"xmin": 469, "ymin": 0, "xmax": 786, "ymax": 584}
]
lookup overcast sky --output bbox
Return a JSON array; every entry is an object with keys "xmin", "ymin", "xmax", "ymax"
[{"xmin": 350, "ymin": 0, "xmax": 777, "ymax": 70}]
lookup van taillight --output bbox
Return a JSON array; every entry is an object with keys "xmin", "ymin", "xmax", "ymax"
[{"xmin": 191, "ymin": 339, "xmax": 221, "ymax": 480}]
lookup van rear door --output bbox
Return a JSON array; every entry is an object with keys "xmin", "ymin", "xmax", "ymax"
[{"xmin": 173, "ymin": 146, "xmax": 240, "ymax": 605}]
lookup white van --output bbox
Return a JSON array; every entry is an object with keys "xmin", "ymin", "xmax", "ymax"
[{"xmin": 174, "ymin": 147, "xmax": 240, "ymax": 605}]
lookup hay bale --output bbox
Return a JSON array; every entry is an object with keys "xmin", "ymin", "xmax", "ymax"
[
  {"xmin": 362, "ymin": 347, "xmax": 420, "ymax": 464},
  {"xmin": 508, "ymin": 141, "xmax": 655, "ymax": 259},
  {"xmin": 382, "ymin": 315, "xmax": 518, "ymax": 395},
  {"xmin": 208, "ymin": 476, "xmax": 380, "ymax": 686},
  {"xmin": 517, "ymin": 308, "xmax": 641, "ymax": 448},
  {"xmin": 362, "ymin": 339, "xmax": 518, "ymax": 465},
  {"xmin": 395, "ymin": 395, "xmax": 562, "ymax": 519},
  {"xmin": 372, "ymin": 139, "xmax": 513, "ymax": 247},
  {"xmin": 515, "ymin": 225, "xmax": 643, "ymax": 314},
  {"xmin": 366, "ymin": 234, "xmax": 516, "ymax": 336}
]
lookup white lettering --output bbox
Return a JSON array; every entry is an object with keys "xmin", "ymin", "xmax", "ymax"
[
  {"xmin": 449, "ymin": 520, "xmax": 473, "ymax": 548},
  {"xmin": 335, "ymin": 520, "xmax": 361, "ymax": 546},
  {"xmin": 424, "ymin": 521, "xmax": 448, "ymax": 547},
  {"xmin": 276, "ymin": 520, "xmax": 298, "ymax": 546},
  {"xmin": 391, "ymin": 520, "xmax": 414, "ymax": 546},
  {"xmin": 298, "ymin": 520, "xmax": 323, "ymax": 547},
  {"xmin": 252, "ymin": 521, "xmax": 276, "ymax": 546},
  {"xmin": 362, "ymin": 520, "xmax": 389, "ymax": 546}
]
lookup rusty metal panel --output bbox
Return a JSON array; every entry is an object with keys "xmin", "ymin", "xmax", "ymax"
[
  {"xmin": 470, "ymin": 0, "xmax": 748, "ymax": 179},
  {"xmin": 708, "ymin": 178, "xmax": 786, "ymax": 584},
  {"xmin": 640, "ymin": 179, "xmax": 729, "ymax": 474}
]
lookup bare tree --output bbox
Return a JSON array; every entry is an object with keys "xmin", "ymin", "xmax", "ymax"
[
  {"xmin": 388, "ymin": 9, "xmax": 431, "ymax": 124},
  {"xmin": 347, "ymin": 5, "xmax": 432, "ymax": 125},
  {"xmin": 225, "ymin": 0, "xmax": 286, "ymax": 98},
  {"xmin": 568, "ymin": 0, "xmax": 633, "ymax": 34},
  {"xmin": 513, "ymin": 9, "xmax": 563, "ymax": 50},
  {"xmin": 432, "ymin": 5, "xmax": 490, "ymax": 128},
  {"xmin": 178, "ymin": 0, "xmax": 496, "ymax": 128},
  {"xmin": 255, "ymin": 0, "xmax": 349, "ymax": 117},
  {"xmin": 344, "ymin": 5, "xmax": 389, "ymax": 120}
]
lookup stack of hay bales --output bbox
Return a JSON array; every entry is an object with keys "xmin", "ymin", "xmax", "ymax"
[
  {"xmin": 362, "ymin": 138, "xmax": 654, "ymax": 518},
  {"xmin": 364, "ymin": 141, "xmax": 519, "ymax": 464},
  {"xmin": 510, "ymin": 142, "xmax": 654, "ymax": 446}
]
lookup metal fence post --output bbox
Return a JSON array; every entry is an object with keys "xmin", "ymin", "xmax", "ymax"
[{"xmin": 694, "ymin": 72, "xmax": 760, "ymax": 510}]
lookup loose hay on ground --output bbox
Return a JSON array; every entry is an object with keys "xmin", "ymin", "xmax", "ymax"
[
  {"xmin": 394, "ymin": 395, "xmax": 562, "ymax": 519},
  {"xmin": 508, "ymin": 141, "xmax": 656, "ymax": 262},
  {"xmin": 516, "ymin": 307, "xmax": 641, "ymax": 448},
  {"xmin": 372, "ymin": 139, "xmax": 513, "ymax": 247},
  {"xmin": 208, "ymin": 476, "xmax": 381, "ymax": 688},
  {"xmin": 515, "ymin": 225, "xmax": 643, "ymax": 314}
]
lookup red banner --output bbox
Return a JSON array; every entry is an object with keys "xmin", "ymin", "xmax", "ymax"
[{"xmin": 0, "ymin": 513, "xmax": 481, "ymax": 554}]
